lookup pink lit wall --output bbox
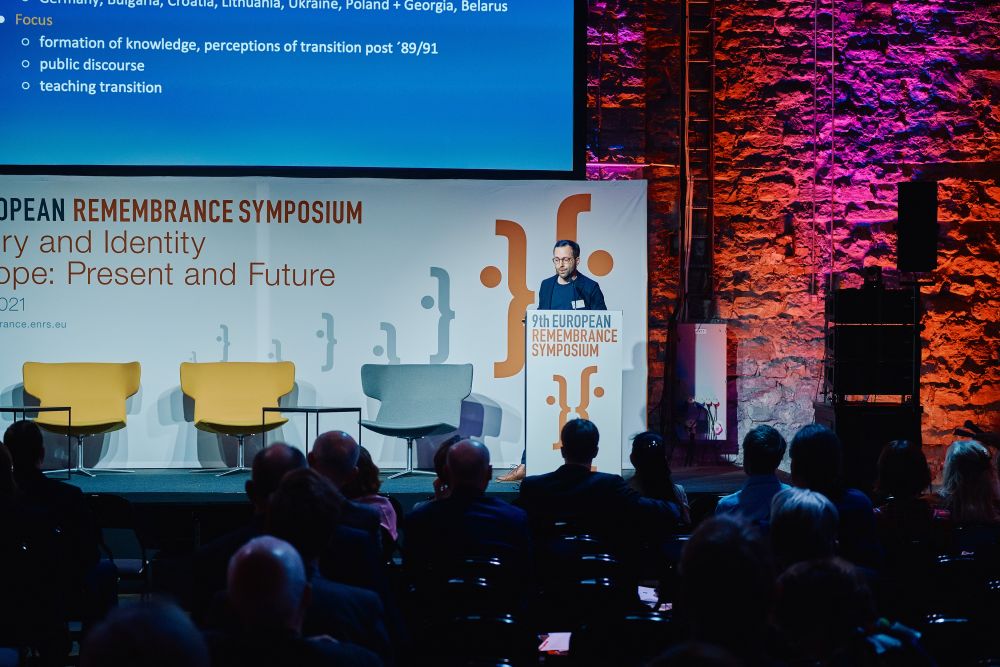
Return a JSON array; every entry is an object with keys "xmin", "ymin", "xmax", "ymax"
[{"xmin": 586, "ymin": 0, "xmax": 999, "ymax": 463}]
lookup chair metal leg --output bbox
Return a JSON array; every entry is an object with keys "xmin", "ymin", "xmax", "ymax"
[
  {"xmin": 387, "ymin": 437, "xmax": 436, "ymax": 480},
  {"xmin": 216, "ymin": 434, "xmax": 251, "ymax": 477},
  {"xmin": 70, "ymin": 436, "xmax": 134, "ymax": 476},
  {"xmin": 190, "ymin": 434, "xmax": 252, "ymax": 475}
]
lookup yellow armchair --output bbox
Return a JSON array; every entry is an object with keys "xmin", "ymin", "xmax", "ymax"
[
  {"xmin": 22, "ymin": 361, "xmax": 141, "ymax": 476},
  {"xmin": 180, "ymin": 361, "xmax": 295, "ymax": 476}
]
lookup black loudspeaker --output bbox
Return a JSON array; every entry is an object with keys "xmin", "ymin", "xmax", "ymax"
[
  {"xmin": 897, "ymin": 181, "xmax": 938, "ymax": 272},
  {"xmin": 814, "ymin": 401, "xmax": 922, "ymax": 493}
]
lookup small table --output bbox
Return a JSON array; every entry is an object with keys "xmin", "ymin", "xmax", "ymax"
[
  {"xmin": 262, "ymin": 406, "xmax": 362, "ymax": 452},
  {"xmin": 0, "ymin": 406, "xmax": 72, "ymax": 479}
]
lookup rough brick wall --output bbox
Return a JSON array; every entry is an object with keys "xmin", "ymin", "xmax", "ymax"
[{"xmin": 588, "ymin": 0, "xmax": 999, "ymax": 463}]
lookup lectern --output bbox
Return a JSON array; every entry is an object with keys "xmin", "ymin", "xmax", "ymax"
[{"xmin": 524, "ymin": 310, "xmax": 624, "ymax": 476}]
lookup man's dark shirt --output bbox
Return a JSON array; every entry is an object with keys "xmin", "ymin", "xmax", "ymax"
[
  {"xmin": 0, "ymin": 497, "xmax": 68, "ymax": 651},
  {"xmin": 404, "ymin": 491, "xmax": 531, "ymax": 575},
  {"xmin": 516, "ymin": 464, "xmax": 680, "ymax": 547},
  {"xmin": 320, "ymin": 523, "xmax": 390, "ymax": 599},
  {"xmin": 831, "ymin": 487, "xmax": 885, "ymax": 569},
  {"xmin": 537, "ymin": 272, "xmax": 607, "ymax": 311},
  {"xmin": 340, "ymin": 499, "xmax": 383, "ymax": 552},
  {"xmin": 305, "ymin": 573, "xmax": 392, "ymax": 663},
  {"xmin": 12, "ymin": 469, "xmax": 100, "ymax": 579},
  {"xmin": 550, "ymin": 281, "xmax": 578, "ymax": 311}
]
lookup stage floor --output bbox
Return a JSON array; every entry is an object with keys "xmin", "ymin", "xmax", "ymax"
[{"xmin": 60, "ymin": 463, "xmax": 754, "ymax": 507}]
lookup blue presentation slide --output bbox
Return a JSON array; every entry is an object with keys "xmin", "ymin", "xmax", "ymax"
[{"xmin": 0, "ymin": 0, "xmax": 574, "ymax": 171}]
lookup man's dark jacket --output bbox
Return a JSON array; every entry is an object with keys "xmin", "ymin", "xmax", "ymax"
[
  {"xmin": 516, "ymin": 464, "xmax": 679, "ymax": 545},
  {"xmin": 537, "ymin": 272, "xmax": 607, "ymax": 310},
  {"xmin": 404, "ymin": 492, "xmax": 531, "ymax": 575}
]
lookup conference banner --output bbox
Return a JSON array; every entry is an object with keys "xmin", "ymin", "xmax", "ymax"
[{"xmin": 0, "ymin": 176, "xmax": 647, "ymax": 469}]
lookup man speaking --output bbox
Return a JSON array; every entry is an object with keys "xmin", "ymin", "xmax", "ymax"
[
  {"xmin": 496, "ymin": 240, "xmax": 608, "ymax": 482},
  {"xmin": 537, "ymin": 240, "xmax": 607, "ymax": 311}
]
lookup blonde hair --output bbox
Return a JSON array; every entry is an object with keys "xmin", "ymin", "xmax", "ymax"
[{"xmin": 941, "ymin": 440, "xmax": 999, "ymax": 523}]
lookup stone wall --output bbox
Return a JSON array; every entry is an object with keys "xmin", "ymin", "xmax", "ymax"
[
  {"xmin": 588, "ymin": 0, "xmax": 999, "ymax": 465},
  {"xmin": 586, "ymin": 1, "xmax": 683, "ymax": 433}
]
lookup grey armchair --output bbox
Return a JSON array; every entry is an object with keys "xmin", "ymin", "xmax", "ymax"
[{"xmin": 360, "ymin": 363, "xmax": 473, "ymax": 480}]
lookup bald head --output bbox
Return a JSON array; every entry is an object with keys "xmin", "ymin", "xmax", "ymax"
[
  {"xmin": 227, "ymin": 536, "xmax": 310, "ymax": 634},
  {"xmin": 309, "ymin": 430, "xmax": 359, "ymax": 488},
  {"xmin": 81, "ymin": 601, "xmax": 209, "ymax": 667},
  {"xmin": 446, "ymin": 438, "xmax": 492, "ymax": 494},
  {"xmin": 246, "ymin": 442, "xmax": 306, "ymax": 514}
]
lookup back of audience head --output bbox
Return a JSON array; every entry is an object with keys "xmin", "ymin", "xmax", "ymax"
[
  {"xmin": 561, "ymin": 418, "xmax": 599, "ymax": 465},
  {"xmin": 227, "ymin": 535, "xmax": 310, "ymax": 635},
  {"xmin": 432, "ymin": 434, "xmax": 462, "ymax": 499},
  {"xmin": 340, "ymin": 445, "xmax": 381, "ymax": 500},
  {"xmin": 742, "ymin": 424, "xmax": 787, "ymax": 476},
  {"xmin": 773, "ymin": 557, "xmax": 876, "ymax": 663},
  {"xmin": 630, "ymin": 430, "xmax": 669, "ymax": 477},
  {"xmin": 790, "ymin": 423, "xmax": 844, "ymax": 498},
  {"xmin": 678, "ymin": 515, "xmax": 774, "ymax": 655},
  {"xmin": 941, "ymin": 439, "xmax": 999, "ymax": 523},
  {"xmin": 875, "ymin": 439, "xmax": 931, "ymax": 500},
  {"xmin": 246, "ymin": 442, "xmax": 306, "ymax": 514},
  {"xmin": 770, "ymin": 487, "xmax": 839, "ymax": 570},
  {"xmin": 309, "ymin": 430, "xmax": 360, "ymax": 489},
  {"xmin": 445, "ymin": 438, "xmax": 492, "ymax": 495},
  {"xmin": 4, "ymin": 419, "xmax": 45, "ymax": 475},
  {"xmin": 81, "ymin": 599, "xmax": 209, "ymax": 667},
  {"xmin": 630, "ymin": 430, "xmax": 686, "ymax": 506},
  {"xmin": 267, "ymin": 468, "xmax": 343, "ymax": 566}
]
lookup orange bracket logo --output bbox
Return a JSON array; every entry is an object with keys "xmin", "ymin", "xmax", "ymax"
[{"xmin": 546, "ymin": 365, "xmax": 604, "ymax": 450}]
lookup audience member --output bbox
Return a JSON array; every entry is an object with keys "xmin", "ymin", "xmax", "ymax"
[
  {"xmin": 207, "ymin": 536, "xmax": 381, "ymax": 667},
  {"xmin": 789, "ymin": 424, "xmax": 883, "ymax": 568},
  {"xmin": 628, "ymin": 431, "xmax": 690, "ymax": 525},
  {"xmin": 939, "ymin": 439, "xmax": 1000, "ymax": 524},
  {"xmin": 191, "ymin": 442, "xmax": 306, "ymax": 621},
  {"xmin": 716, "ymin": 424, "xmax": 789, "ymax": 526},
  {"xmin": 874, "ymin": 440, "xmax": 947, "ymax": 559},
  {"xmin": 517, "ymin": 419, "xmax": 681, "ymax": 549},
  {"xmin": 309, "ymin": 431, "xmax": 383, "ymax": 545},
  {"xmin": 4, "ymin": 420, "xmax": 114, "ymax": 645},
  {"xmin": 0, "ymin": 442, "xmax": 69, "ymax": 664},
  {"xmin": 5, "ymin": 420, "xmax": 100, "ymax": 581},
  {"xmin": 341, "ymin": 446, "xmax": 398, "ymax": 543},
  {"xmin": 80, "ymin": 600, "xmax": 209, "ymax": 667},
  {"xmin": 306, "ymin": 436, "xmax": 391, "ymax": 598},
  {"xmin": 769, "ymin": 487, "xmax": 839, "ymax": 571},
  {"xmin": 405, "ymin": 439, "xmax": 531, "ymax": 580},
  {"xmin": 676, "ymin": 515, "xmax": 774, "ymax": 664},
  {"xmin": 408, "ymin": 435, "xmax": 463, "ymax": 514},
  {"xmin": 773, "ymin": 557, "xmax": 931, "ymax": 666},
  {"xmin": 268, "ymin": 468, "xmax": 392, "ymax": 663}
]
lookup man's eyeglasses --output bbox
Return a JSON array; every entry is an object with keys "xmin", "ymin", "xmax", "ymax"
[{"xmin": 552, "ymin": 257, "xmax": 576, "ymax": 265}]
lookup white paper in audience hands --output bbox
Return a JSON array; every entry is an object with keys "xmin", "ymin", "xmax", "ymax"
[
  {"xmin": 538, "ymin": 633, "xmax": 572, "ymax": 653},
  {"xmin": 638, "ymin": 585, "xmax": 658, "ymax": 608}
]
